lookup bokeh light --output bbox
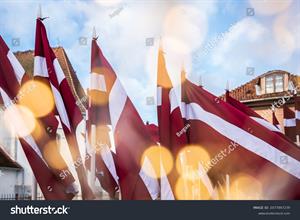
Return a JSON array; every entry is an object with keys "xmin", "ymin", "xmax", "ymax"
[
  {"xmin": 175, "ymin": 176, "xmax": 211, "ymax": 200},
  {"xmin": 140, "ymin": 145, "xmax": 174, "ymax": 179},
  {"xmin": 230, "ymin": 173, "xmax": 263, "ymax": 200},
  {"xmin": 176, "ymin": 145, "xmax": 211, "ymax": 180},
  {"xmin": 43, "ymin": 139, "xmax": 69, "ymax": 171},
  {"xmin": 3, "ymin": 104, "xmax": 36, "ymax": 138},
  {"xmin": 19, "ymin": 80, "xmax": 55, "ymax": 117}
]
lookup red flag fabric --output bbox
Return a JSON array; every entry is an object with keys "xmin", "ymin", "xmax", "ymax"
[
  {"xmin": 182, "ymin": 75, "xmax": 300, "ymax": 199},
  {"xmin": 156, "ymin": 47, "xmax": 188, "ymax": 199},
  {"xmin": 283, "ymin": 104, "xmax": 296, "ymax": 142},
  {"xmin": 0, "ymin": 35, "xmax": 76, "ymax": 200},
  {"xmin": 34, "ymin": 18, "xmax": 94, "ymax": 199},
  {"xmin": 90, "ymin": 38, "xmax": 159, "ymax": 200},
  {"xmin": 145, "ymin": 123, "xmax": 159, "ymax": 143}
]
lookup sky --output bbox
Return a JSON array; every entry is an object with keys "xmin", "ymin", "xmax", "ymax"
[{"xmin": 0, "ymin": 0, "xmax": 299, "ymax": 124}]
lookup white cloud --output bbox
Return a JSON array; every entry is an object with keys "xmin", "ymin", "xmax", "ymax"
[{"xmin": 249, "ymin": 0, "xmax": 293, "ymax": 15}]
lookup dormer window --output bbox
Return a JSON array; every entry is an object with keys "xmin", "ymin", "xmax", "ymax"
[{"xmin": 265, "ymin": 74, "xmax": 284, "ymax": 93}]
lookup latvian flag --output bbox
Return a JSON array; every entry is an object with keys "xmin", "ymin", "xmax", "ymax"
[
  {"xmin": 182, "ymin": 74, "xmax": 300, "ymax": 199},
  {"xmin": 0, "ymin": 35, "xmax": 76, "ymax": 200},
  {"xmin": 156, "ymin": 45, "xmax": 187, "ymax": 200},
  {"xmin": 87, "ymin": 33, "xmax": 119, "ymax": 198},
  {"xmin": 90, "ymin": 37, "xmax": 159, "ymax": 199},
  {"xmin": 34, "ymin": 18, "xmax": 94, "ymax": 199}
]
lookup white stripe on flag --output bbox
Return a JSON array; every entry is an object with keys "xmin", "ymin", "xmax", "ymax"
[
  {"xmin": 160, "ymin": 162, "xmax": 175, "ymax": 200},
  {"xmin": 251, "ymin": 116, "xmax": 282, "ymax": 133},
  {"xmin": 53, "ymin": 59, "xmax": 66, "ymax": 85},
  {"xmin": 7, "ymin": 51, "xmax": 25, "ymax": 84},
  {"xmin": 296, "ymin": 110, "xmax": 300, "ymax": 120},
  {"xmin": 109, "ymin": 78, "xmax": 127, "ymax": 131},
  {"xmin": 139, "ymin": 157, "xmax": 160, "ymax": 200},
  {"xmin": 156, "ymin": 87, "xmax": 162, "ymax": 106},
  {"xmin": 284, "ymin": 118, "xmax": 296, "ymax": 127},
  {"xmin": 184, "ymin": 102, "xmax": 300, "ymax": 179},
  {"xmin": 99, "ymin": 143, "xmax": 119, "ymax": 185},
  {"xmin": 50, "ymin": 84, "xmax": 71, "ymax": 130},
  {"xmin": 169, "ymin": 88, "xmax": 179, "ymax": 113},
  {"xmin": 34, "ymin": 56, "xmax": 48, "ymax": 78},
  {"xmin": 90, "ymin": 73, "xmax": 107, "ymax": 92}
]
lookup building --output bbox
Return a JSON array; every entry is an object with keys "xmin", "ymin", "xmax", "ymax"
[
  {"xmin": 226, "ymin": 70, "xmax": 300, "ymax": 141},
  {"xmin": 0, "ymin": 47, "xmax": 88, "ymax": 198},
  {"xmin": 0, "ymin": 146, "xmax": 26, "ymax": 198}
]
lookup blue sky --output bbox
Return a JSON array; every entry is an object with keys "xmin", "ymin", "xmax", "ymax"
[{"xmin": 0, "ymin": 0, "xmax": 299, "ymax": 124}]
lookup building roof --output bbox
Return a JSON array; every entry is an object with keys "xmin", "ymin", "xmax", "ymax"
[
  {"xmin": 224, "ymin": 70, "xmax": 300, "ymax": 103},
  {"xmin": 14, "ymin": 47, "xmax": 87, "ymax": 112},
  {"xmin": 0, "ymin": 146, "xmax": 22, "ymax": 169}
]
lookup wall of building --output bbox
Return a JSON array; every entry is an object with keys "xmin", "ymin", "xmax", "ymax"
[
  {"xmin": 0, "ymin": 109, "xmax": 33, "ymax": 195},
  {"xmin": 255, "ymin": 106, "xmax": 296, "ymax": 134},
  {"xmin": 0, "ymin": 168, "xmax": 22, "ymax": 195}
]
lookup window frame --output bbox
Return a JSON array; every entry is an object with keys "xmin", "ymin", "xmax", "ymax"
[{"xmin": 265, "ymin": 74, "xmax": 284, "ymax": 94}]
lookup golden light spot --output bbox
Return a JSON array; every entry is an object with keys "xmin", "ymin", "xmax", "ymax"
[
  {"xmin": 3, "ymin": 105, "xmax": 36, "ymax": 138},
  {"xmin": 175, "ymin": 176, "xmax": 211, "ymax": 200},
  {"xmin": 19, "ymin": 80, "xmax": 55, "ymax": 117},
  {"xmin": 230, "ymin": 173, "xmax": 263, "ymax": 200},
  {"xmin": 43, "ymin": 140, "xmax": 69, "ymax": 170},
  {"xmin": 176, "ymin": 145, "xmax": 211, "ymax": 179},
  {"xmin": 140, "ymin": 145, "xmax": 173, "ymax": 179},
  {"xmin": 89, "ymin": 67, "xmax": 112, "ymax": 106}
]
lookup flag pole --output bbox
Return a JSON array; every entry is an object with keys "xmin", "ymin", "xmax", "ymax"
[
  {"xmin": 225, "ymin": 174, "xmax": 230, "ymax": 200},
  {"xmin": 31, "ymin": 175, "xmax": 37, "ymax": 200},
  {"xmin": 226, "ymin": 80, "xmax": 230, "ymax": 91},
  {"xmin": 90, "ymin": 124, "xmax": 96, "ymax": 194},
  {"xmin": 37, "ymin": 4, "xmax": 42, "ymax": 19},
  {"xmin": 199, "ymin": 75, "xmax": 202, "ymax": 87}
]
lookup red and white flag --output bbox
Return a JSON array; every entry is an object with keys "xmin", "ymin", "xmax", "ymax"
[
  {"xmin": 182, "ymin": 75, "xmax": 300, "ymax": 199},
  {"xmin": 0, "ymin": 35, "xmax": 76, "ymax": 200},
  {"xmin": 283, "ymin": 104, "xmax": 296, "ymax": 142},
  {"xmin": 34, "ymin": 18, "xmax": 94, "ymax": 199},
  {"xmin": 87, "ymin": 36, "xmax": 119, "ymax": 197},
  {"xmin": 90, "ymin": 38, "xmax": 159, "ymax": 199},
  {"xmin": 156, "ymin": 47, "xmax": 187, "ymax": 199}
]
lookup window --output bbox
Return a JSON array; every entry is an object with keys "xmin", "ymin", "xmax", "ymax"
[
  {"xmin": 265, "ymin": 74, "xmax": 284, "ymax": 93},
  {"xmin": 266, "ymin": 75, "xmax": 274, "ymax": 93},
  {"xmin": 275, "ymin": 74, "xmax": 283, "ymax": 92}
]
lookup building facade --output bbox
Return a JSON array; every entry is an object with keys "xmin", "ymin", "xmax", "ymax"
[{"xmin": 226, "ymin": 70, "xmax": 300, "ymax": 141}]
